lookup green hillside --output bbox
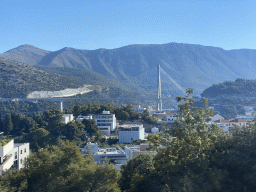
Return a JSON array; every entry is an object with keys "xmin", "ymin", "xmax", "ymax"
[
  {"xmin": 201, "ymin": 78, "xmax": 256, "ymax": 98},
  {"xmin": 0, "ymin": 58, "xmax": 82, "ymax": 98}
]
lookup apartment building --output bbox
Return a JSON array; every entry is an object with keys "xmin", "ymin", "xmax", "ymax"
[
  {"xmin": 95, "ymin": 110, "xmax": 116, "ymax": 135},
  {"xmin": 0, "ymin": 138, "xmax": 29, "ymax": 175},
  {"xmin": 119, "ymin": 124, "xmax": 145, "ymax": 144}
]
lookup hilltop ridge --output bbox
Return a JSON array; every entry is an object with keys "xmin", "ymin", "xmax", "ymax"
[{"xmin": 2, "ymin": 42, "xmax": 256, "ymax": 95}]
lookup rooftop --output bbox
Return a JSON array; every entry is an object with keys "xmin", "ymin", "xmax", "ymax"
[
  {"xmin": 14, "ymin": 143, "xmax": 28, "ymax": 148},
  {"xmin": 95, "ymin": 146, "xmax": 125, "ymax": 155}
]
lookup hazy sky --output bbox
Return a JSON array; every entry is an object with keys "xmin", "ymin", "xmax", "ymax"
[{"xmin": 1, "ymin": 0, "xmax": 255, "ymax": 53}]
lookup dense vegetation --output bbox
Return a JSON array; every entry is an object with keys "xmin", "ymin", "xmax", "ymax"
[
  {"xmin": 0, "ymin": 103, "xmax": 155, "ymax": 150},
  {"xmin": 36, "ymin": 66, "xmax": 126, "ymax": 90},
  {"xmin": 1, "ymin": 89, "xmax": 256, "ymax": 191},
  {"xmin": 201, "ymin": 78, "xmax": 256, "ymax": 98},
  {"xmin": 196, "ymin": 78, "xmax": 256, "ymax": 119},
  {"xmin": 0, "ymin": 58, "xmax": 82, "ymax": 98},
  {"xmin": 0, "ymin": 86, "xmax": 146, "ymax": 115},
  {"xmin": 0, "ymin": 141, "xmax": 121, "ymax": 192}
]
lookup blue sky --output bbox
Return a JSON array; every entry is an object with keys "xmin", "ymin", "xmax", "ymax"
[{"xmin": 1, "ymin": 0, "xmax": 256, "ymax": 53}]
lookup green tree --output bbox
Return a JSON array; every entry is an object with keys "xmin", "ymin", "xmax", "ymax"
[
  {"xmin": 4, "ymin": 114, "xmax": 13, "ymax": 135},
  {"xmin": 33, "ymin": 114, "xmax": 45, "ymax": 128},
  {"xmin": 23, "ymin": 128, "xmax": 51, "ymax": 150},
  {"xmin": 0, "ymin": 114, "xmax": 4, "ymax": 132},
  {"xmin": 82, "ymin": 119, "xmax": 102, "ymax": 140},
  {"xmin": 62, "ymin": 121, "xmax": 85, "ymax": 141},
  {"xmin": 119, "ymin": 153, "xmax": 155, "ymax": 192},
  {"xmin": 120, "ymin": 111, "xmax": 130, "ymax": 121},
  {"xmin": 43, "ymin": 109, "xmax": 64, "ymax": 137},
  {"xmin": 0, "ymin": 141, "xmax": 121, "ymax": 192},
  {"xmin": 146, "ymin": 88, "xmax": 225, "ymax": 191},
  {"xmin": 72, "ymin": 105, "xmax": 81, "ymax": 118}
]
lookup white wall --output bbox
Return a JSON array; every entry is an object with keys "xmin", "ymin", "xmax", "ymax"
[{"xmin": 0, "ymin": 139, "xmax": 14, "ymax": 157}]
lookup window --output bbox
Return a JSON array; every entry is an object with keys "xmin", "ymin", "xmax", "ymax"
[
  {"xmin": 15, "ymin": 152, "xmax": 17, "ymax": 159},
  {"xmin": 20, "ymin": 150, "xmax": 22, "ymax": 154},
  {"xmin": 24, "ymin": 148, "xmax": 26, "ymax": 153}
]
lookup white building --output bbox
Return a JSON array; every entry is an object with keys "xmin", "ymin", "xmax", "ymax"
[
  {"xmin": 156, "ymin": 112, "xmax": 177, "ymax": 124},
  {"xmin": 132, "ymin": 105, "xmax": 147, "ymax": 113},
  {"xmin": 124, "ymin": 143, "xmax": 153, "ymax": 159},
  {"xmin": 62, "ymin": 114, "xmax": 75, "ymax": 124},
  {"xmin": 95, "ymin": 110, "xmax": 116, "ymax": 136},
  {"xmin": 211, "ymin": 114, "xmax": 224, "ymax": 122},
  {"xmin": 76, "ymin": 115, "xmax": 93, "ymax": 123},
  {"xmin": 151, "ymin": 127, "xmax": 159, "ymax": 133},
  {"xmin": 0, "ymin": 138, "xmax": 29, "ymax": 175},
  {"xmin": 83, "ymin": 142, "xmax": 127, "ymax": 171},
  {"xmin": 119, "ymin": 124, "xmax": 144, "ymax": 144},
  {"xmin": 244, "ymin": 106, "xmax": 254, "ymax": 112},
  {"xmin": 213, "ymin": 118, "xmax": 247, "ymax": 132}
]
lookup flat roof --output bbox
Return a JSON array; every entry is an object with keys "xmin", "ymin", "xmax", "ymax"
[{"xmin": 14, "ymin": 143, "xmax": 29, "ymax": 147}]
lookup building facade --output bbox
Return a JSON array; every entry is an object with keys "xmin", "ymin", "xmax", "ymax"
[
  {"xmin": 0, "ymin": 139, "xmax": 29, "ymax": 174},
  {"xmin": 62, "ymin": 114, "xmax": 75, "ymax": 124},
  {"xmin": 156, "ymin": 112, "xmax": 177, "ymax": 124},
  {"xmin": 95, "ymin": 110, "xmax": 116, "ymax": 135},
  {"xmin": 84, "ymin": 142, "xmax": 127, "ymax": 171},
  {"xmin": 124, "ymin": 143, "xmax": 153, "ymax": 159},
  {"xmin": 119, "ymin": 124, "xmax": 145, "ymax": 144}
]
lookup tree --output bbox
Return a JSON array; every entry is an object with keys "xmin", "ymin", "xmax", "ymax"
[
  {"xmin": 146, "ymin": 88, "xmax": 225, "ymax": 191},
  {"xmin": 43, "ymin": 109, "xmax": 64, "ymax": 137},
  {"xmin": 0, "ymin": 114, "xmax": 4, "ymax": 132},
  {"xmin": 119, "ymin": 153, "xmax": 156, "ymax": 192},
  {"xmin": 0, "ymin": 141, "xmax": 121, "ymax": 192},
  {"xmin": 62, "ymin": 121, "xmax": 85, "ymax": 141},
  {"xmin": 23, "ymin": 128, "xmax": 51, "ymax": 150},
  {"xmin": 4, "ymin": 114, "xmax": 13, "ymax": 135},
  {"xmin": 72, "ymin": 105, "xmax": 81, "ymax": 118},
  {"xmin": 33, "ymin": 114, "xmax": 45, "ymax": 128},
  {"xmin": 82, "ymin": 119, "xmax": 102, "ymax": 140}
]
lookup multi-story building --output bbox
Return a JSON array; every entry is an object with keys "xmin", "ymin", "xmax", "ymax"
[
  {"xmin": 95, "ymin": 110, "xmax": 116, "ymax": 135},
  {"xmin": 62, "ymin": 114, "xmax": 75, "ymax": 124},
  {"xmin": 119, "ymin": 124, "xmax": 144, "ymax": 144},
  {"xmin": 83, "ymin": 142, "xmax": 127, "ymax": 171},
  {"xmin": 0, "ymin": 138, "xmax": 29, "ymax": 175},
  {"xmin": 124, "ymin": 143, "xmax": 154, "ymax": 159}
]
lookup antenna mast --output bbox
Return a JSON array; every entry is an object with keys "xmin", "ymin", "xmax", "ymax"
[{"xmin": 157, "ymin": 64, "xmax": 162, "ymax": 111}]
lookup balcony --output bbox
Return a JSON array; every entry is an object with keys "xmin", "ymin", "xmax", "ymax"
[{"xmin": 0, "ymin": 154, "xmax": 13, "ymax": 173}]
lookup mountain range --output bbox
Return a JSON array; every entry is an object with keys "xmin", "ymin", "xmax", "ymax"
[{"xmin": 1, "ymin": 43, "xmax": 256, "ymax": 96}]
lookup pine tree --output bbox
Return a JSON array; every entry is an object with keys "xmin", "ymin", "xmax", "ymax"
[
  {"xmin": 0, "ymin": 114, "xmax": 4, "ymax": 132},
  {"xmin": 4, "ymin": 113, "xmax": 13, "ymax": 135}
]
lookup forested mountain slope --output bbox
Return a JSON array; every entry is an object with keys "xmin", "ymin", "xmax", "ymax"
[
  {"xmin": 3, "ymin": 43, "xmax": 256, "ymax": 95},
  {"xmin": 0, "ymin": 58, "xmax": 81, "ymax": 98},
  {"xmin": 201, "ymin": 78, "xmax": 256, "ymax": 98}
]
